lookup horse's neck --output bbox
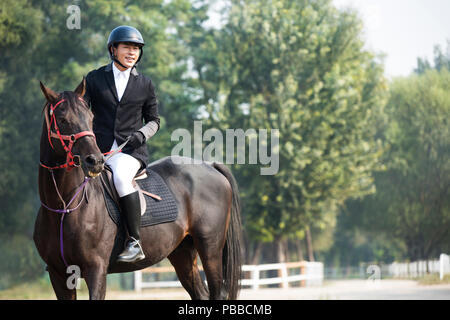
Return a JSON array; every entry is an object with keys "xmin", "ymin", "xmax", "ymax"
[{"xmin": 39, "ymin": 166, "xmax": 86, "ymax": 204}]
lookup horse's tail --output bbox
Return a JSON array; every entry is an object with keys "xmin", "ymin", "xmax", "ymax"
[{"xmin": 212, "ymin": 162, "xmax": 243, "ymax": 300}]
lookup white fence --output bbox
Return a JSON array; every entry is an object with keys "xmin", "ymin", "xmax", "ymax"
[
  {"xmin": 384, "ymin": 253, "xmax": 450, "ymax": 280},
  {"xmin": 241, "ymin": 261, "xmax": 323, "ymax": 290},
  {"xmin": 134, "ymin": 261, "xmax": 324, "ymax": 292},
  {"xmin": 440, "ymin": 254, "xmax": 450, "ymax": 280}
]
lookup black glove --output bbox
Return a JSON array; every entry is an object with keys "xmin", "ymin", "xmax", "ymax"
[{"xmin": 126, "ymin": 131, "xmax": 146, "ymax": 149}]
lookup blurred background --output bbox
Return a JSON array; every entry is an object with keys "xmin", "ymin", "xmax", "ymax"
[{"xmin": 0, "ymin": 0, "xmax": 449, "ymax": 299}]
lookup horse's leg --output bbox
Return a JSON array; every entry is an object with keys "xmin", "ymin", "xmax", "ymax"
[
  {"xmin": 48, "ymin": 266, "xmax": 77, "ymax": 300},
  {"xmin": 168, "ymin": 235, "xmax": 209, "ymax": 300},
  {"xmin": 194, "ymin": 235, "xmax": 225, "ymax": 300},
  {"xmin": 83, "ymin": 260, "xmax": 108, "ymax": 300}
]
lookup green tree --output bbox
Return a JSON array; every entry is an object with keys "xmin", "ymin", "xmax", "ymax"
[
  {"xmin": 187, "ymin": 0, "xmax": 387, "ymax": 262},
  {"xmin": 415, "ymin": 42, "xmax": 450, "ymax": 74},
  {"xmin": 331, "ymin": 66, "xmax": 450, "ymax": 265},
  {"xmin": 0, "ymin": 0, "xmax": 46, "ymax": 289},
  {"xmin": 0, "ymin": 0, "xmax": 199, "ymax": 288},
  {"xmin": 381, "ymin": 69, "xmax": 450, "ymax": 261}
]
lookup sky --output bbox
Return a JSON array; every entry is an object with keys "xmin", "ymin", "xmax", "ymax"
[
  {"xmin": 333, "ymin": 0, "xmax": 450, "ymax": 78},
  {"xmin": 207, "ymin": 0, "xmax": 450, "ymax": 78}
]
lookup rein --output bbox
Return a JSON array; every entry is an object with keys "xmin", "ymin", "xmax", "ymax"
[
  {"xmin": 39, "ymin": 97, "xmax": 96, "ymax": 267},
  {"xmin": 39, "ymin": 97, "xmax": 127, "ymax": 267},
  {"xmin": 41, "ymin": 171, "xmax": 90, "ymax": 267}
]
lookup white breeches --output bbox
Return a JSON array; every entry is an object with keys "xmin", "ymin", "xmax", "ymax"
[{"xmin": 106, "ymin": 140, "xmax": 141, "ymax": 197}]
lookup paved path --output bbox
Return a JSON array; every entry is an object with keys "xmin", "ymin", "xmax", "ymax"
[
  {"xmin": 240, "ymin": 280, "xmax": 450, "ymax": 300},
  {"xmin": 104, "ymin": 280, "xmax": 450, "ymax": 300}
]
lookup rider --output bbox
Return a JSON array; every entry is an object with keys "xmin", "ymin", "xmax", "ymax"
[{"xmin": 83, "ymin": 26, "xmax": 160, "ymax": 263}]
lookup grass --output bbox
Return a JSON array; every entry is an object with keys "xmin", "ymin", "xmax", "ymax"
[
  {"xmin": 0, "ymin": 275, "xmax": 189, "ymax": 300},
  {"xmin": 0, "ymin": 274, "xmax": 95, "ymax": 300},
  {"xmin": 2, "ymin": 272, "xmax": 450, "ymax": 300},
  {"xmin": 0, "ymin": 272, "xmax": 171, "ymax": 300},
  {"xmin": 0, "ymin": 275, "xmax": 56, "ymax": 300},
  {"xmin": 417, "ymin": 273, "xmax": 450, "ymax": 286},
  {"xmin": 0, "ymin": 269, "xmax": 139, "ymax": 300}
]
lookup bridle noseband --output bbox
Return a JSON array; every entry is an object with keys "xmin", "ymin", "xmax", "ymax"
[{"xmin": 40, "ymin": 98, "xmax": 96, "ymax": 170}]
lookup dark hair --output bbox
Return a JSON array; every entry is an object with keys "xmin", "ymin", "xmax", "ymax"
[{"xmin": 113, "ymin": 41, "xmax": 143, "ymax": 48}]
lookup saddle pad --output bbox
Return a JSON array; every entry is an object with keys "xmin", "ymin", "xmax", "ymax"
[{"xmin": 103, "ymin": 168, "xmax": 178, "ymax": 227}]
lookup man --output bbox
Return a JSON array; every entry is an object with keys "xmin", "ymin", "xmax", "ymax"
[{"xmin": 83, "ymin": 26, "xmax": 160, "ymax": 263}]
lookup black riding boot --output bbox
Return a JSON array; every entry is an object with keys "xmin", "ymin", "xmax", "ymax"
[{"xmin": 117, "ymin": 191, "xmax": 145, "ymax": 263}]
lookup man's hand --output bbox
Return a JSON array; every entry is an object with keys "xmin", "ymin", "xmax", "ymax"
[{"xmin": 126, "ymin": 131, "xmax": 146, "ymax": 149}]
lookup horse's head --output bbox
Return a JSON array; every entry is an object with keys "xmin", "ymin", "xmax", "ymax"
[{"xmin": 40, "ymin": 78, "xmax": 104, "ymax": 178}]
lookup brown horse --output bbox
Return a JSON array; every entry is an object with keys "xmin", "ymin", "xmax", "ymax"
[{"xmin": 33, "ymin": 79, "xmax": 242, "ymax": 300}]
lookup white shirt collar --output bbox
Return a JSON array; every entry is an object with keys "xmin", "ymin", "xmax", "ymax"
[{"xmin": 112, "ymin": 62, "xmax": 131, "ymax": 79}]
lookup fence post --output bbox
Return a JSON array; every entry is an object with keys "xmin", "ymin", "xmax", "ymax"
[
  {"xmin": 280, "ymin": 263, "xmax": 288, "ymax": 289},
  {"xmin": 132, "ymin": 261, "xmax": 324, "ymax": 291},
  {"xmin": 134, "ymin": 270, "xmax": 142, "ymax": 292},
  {"xmin": 252, "ymin": 266, "xmax": 259, "ymax": 290},
  {"xmin": 440, "ymin": 254, "xmax": 450, "ymax": 280},
  {"xmin": 300, "ymin": 262, "xmax": 306, "ymax": 287}
]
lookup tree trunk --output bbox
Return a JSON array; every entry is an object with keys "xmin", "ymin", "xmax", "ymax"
[
  {"xmin": 242, "ymin": 231, "xmax": 251, "ymax": 264},
  {"xmin": 274, "ymin": 237, "xmax": 288, "ymax": 288},
  {"xmin": 275, "ymin": 237, "xmax": 287, "ymax": 263},
  {"xmin": 250, "ymin": 241, "xmax": 263, "ymax": 265},
  {"xmin": 295, "ymin": 238, "xmax": 304, "ymax": 261},
  {"xmin": 305, "ymin": 226, "xmax": 315, "ymax": 262}
]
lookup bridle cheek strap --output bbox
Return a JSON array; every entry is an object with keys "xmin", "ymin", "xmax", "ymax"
[{"xmin": 43, "ymin": 99, "xmax": 96, "ymax": 171}]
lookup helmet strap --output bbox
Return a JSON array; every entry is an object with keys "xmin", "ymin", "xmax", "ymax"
[{"xmin": 112, "ymin": 56, "xmax": 130, "ymax": 70}]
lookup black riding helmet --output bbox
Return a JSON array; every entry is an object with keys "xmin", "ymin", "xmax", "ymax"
[{"xmin": 107, "ymin": 26, "xmax": 145, "ymax": 69}]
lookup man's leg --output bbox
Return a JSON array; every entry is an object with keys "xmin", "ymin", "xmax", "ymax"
[{"xmin": 106, "ymin": 152, "xmax": 145, "ymax": 263}]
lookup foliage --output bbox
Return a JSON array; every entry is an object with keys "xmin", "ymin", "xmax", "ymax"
[
  {"xmin": 0, "ymin": 0, "xmax": 448, "ymax": 289},
  {"xmin": 326, "ymin": 50, "xmax": 450, "ymax": 265},
  {"xmin": 0, "ymin": 0, "xmax": 198, "ymax": 288},
  {"xmin": 186, "ymin": 0, "xmax": 387, "ymax": 249},
  {"xmin": 0, "ymin": 235, "xmax": 45, "ymax": 290},
  {"xmin": 378, "ymin": 68, "xmax": 450, "ymax": 260}
]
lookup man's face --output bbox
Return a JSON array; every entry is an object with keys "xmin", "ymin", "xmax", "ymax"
[{"xmin": 113, "ymin": 42, "xmax": 140, "ymax": 69}]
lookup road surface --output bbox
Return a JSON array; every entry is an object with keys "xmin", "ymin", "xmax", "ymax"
[{"xmin": 103, "ymin": 280, "xmax": 450, "ymax": 300}]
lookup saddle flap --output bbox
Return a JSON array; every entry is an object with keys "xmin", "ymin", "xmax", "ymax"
[
  {"xmin": 100, "ymin": 165, "xmax": 147, "ymax": 216},
  {"xmin": 102, "ymin": 167, "xmax": 178, "ymax": 228},
  {"xmin": 132, "ymin": 179, "xmax": 147, "ymax": 216}
]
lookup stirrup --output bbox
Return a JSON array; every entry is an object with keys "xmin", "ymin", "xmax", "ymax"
[
  {"xmin": 127, "ymin": 237, "xmax": 143, "ymax": 251},
  {"xmin": 117, "ymin": 237, "xmax": 145, "ymax": 263}
]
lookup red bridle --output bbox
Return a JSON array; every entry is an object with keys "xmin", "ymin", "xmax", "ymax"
[{"xmin": 40, "ymin": 98, "xmax": 96, "ymax": 170}]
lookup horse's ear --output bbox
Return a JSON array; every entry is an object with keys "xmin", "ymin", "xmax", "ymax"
[
  {"xmin": 74, "ymin": 77, "xmax": 86, "ymax": 97},
  {"xmin": 39, "ymin": 81, "xmax": 59, "ymax": 104}
]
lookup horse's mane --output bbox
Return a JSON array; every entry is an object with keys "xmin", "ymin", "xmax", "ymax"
[{"xmin": 41, "ymin": 91, "xmax": 90, "ymax": 116}]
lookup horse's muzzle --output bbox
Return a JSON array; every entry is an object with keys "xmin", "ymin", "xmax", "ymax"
[{"xmin": 83, "ymin": 154, "xmax": 104, "ymax": 178}]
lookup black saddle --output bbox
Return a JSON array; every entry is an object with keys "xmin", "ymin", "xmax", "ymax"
[{"xmin": 100, "ymin": 166, "xmax": 178, "ymax": 227}]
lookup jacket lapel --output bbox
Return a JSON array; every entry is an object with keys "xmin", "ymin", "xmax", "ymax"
[
  {"xmin": 120, "ymin": 67, "xmax": 139, "ymax": 103},
  {"xmin": 104, "ymin": 63, "xmax": 119, "ymax": 103}
]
